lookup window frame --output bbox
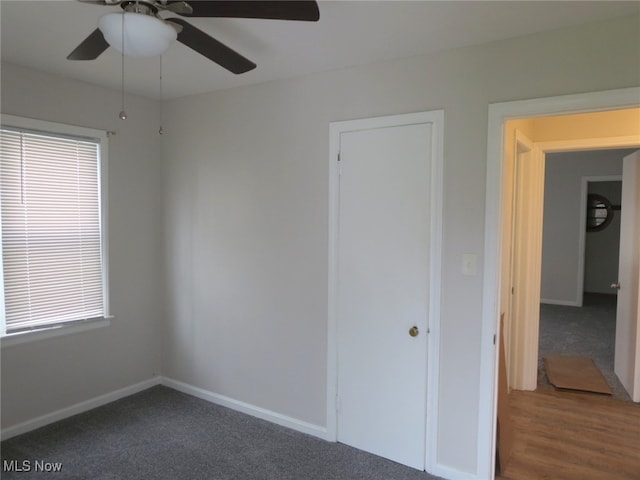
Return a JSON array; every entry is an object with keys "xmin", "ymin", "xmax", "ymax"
[{"xmin": 0, "ymin": 114, "xmax": 111, "ymax": 347}]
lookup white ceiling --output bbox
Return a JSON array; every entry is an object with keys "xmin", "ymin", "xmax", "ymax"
[{"xmin": 1, "ymin": 1, "xmax": 638, "ymax": 100}]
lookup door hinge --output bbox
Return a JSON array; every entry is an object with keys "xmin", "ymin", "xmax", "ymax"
[
  {"xmin": 493, "ymin": 334, "xmax": 497, "ymax": 345},
  {"xmin": 336, "ymin": 395, "xmax": 342, "ymax": 413}
]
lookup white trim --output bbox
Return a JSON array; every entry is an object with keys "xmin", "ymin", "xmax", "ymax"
[
  {"xmin": 426, "ymin": 110, "xmax": 444, "ymax": 472},
  {"xmin": 0, "ymin": 317, "xmax": 113, "ymax": 348},
  {"xmin": 0, "ymin": 114, "xmax": 111, "ymax": 335},
  {"xmin": 478, "ymin": 102, "xmax": 505, "ymax": 480},
  {"xmin": 161, "ymin": 377, "xmax": 330, "ymax": 440},
  {"xmin": 0, "ymin": 114, "xmax": 107, "ymax": 142},
  {"xmin": 327, "ymin": 110, "xmax": 444, "ymax": 474},
  {"xmin": 326, "ymin": 117, "xmax": 340, "ymax": 443},
  {"xmin": 0, "ymin": 182, "xmax": 5, "ymax": 337},
  {"xmin": 502, "ymin": 129, "xmax": 535, "ymax": 388},
  {"xmin": 428, "ymin": 464, "xmax": 480, "ymax": 480},
  {"xmin": 515, "ymin": 129, "xmax": 535, "ymax": 152},
  {"xmin": 507, "ymin": 131, "xmax": 543, "ymax": 391},
  {"xmin": 481, "ymin": 87, "xmax": 640, "ymax": 480},
  {"xmin": 0, "ymin": 375, "xmax": 330, "ymax": 444},
  {"xmin": 99, "ymin": 128, "xmax": 111, "ymax": 319},
  {"xmin": 0, "ymin": 377, "xmax": 161, "ymax": 440},
  {"xmin": 537, "ymin": 136, "xmax": 640, "ymax": 153}
]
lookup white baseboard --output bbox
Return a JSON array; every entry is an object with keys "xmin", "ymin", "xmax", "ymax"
[
  {"xmin": 159, "ymin": 376, "xmax": 330, "ymax": 441},
  {"xmin": 429, "ymin": 464, "xmax": 482, "ymax": 480},
  {"xmin": 1, "ymin": 375, "xmax": 328, "ymax": 444},
  {"xmin": 0, "ymin": 377, "xmax": 162, "ymax": 441},
  {"xmin": 540, "ymin": 298, "xmax": 580, "ymax": 307},
  {"xmin": 2, "ymin": 375, "xmax": 480, "ymax": 480}
]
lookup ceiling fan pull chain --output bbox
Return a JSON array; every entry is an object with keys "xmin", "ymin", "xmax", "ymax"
[
  {"xmin": 159, "ymin": 55, "xmax": 164, "ymax": 135},
  {"xmin": 119, "ymin": 11, "xmax": 127, "ymax": 120}
]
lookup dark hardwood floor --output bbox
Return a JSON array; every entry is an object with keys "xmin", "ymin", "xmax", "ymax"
[{"xmin": 496, "ymin": 385, "xmax": 640, "ymax": 480}]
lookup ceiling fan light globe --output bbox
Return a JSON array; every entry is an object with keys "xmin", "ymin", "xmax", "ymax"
[{"xmin": 99, "ymin": 12, "xmax": 177, "ymax": 57}]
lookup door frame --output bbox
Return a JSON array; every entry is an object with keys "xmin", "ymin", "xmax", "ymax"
[
  {"xmin": 480, "ymin": 87, "xmax": 640, "ymax": 480},
  {"xmin": 506, "ymin": 131, "xmax": 545, "ymax": 391},
  {"xmin": 578, "ymin": 174, "xmax": 623, "ymax": 304},
  {"xmin": 513, "ymin": 142, "xmax": 639, "ymax": 387},
  {"xmin": 327, "ymin": 110, "xmax": 444, "ymax": 473}
]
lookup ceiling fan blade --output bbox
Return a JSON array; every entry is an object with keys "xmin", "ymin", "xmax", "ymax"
[
  {"xmin": 166, "ymin": 18, "xmax": 256, "ymax": 74},
  {"xmin": 76, "ymin": 0, "xmax": 122, "ymax": 5},
  {"xmin": 67, "ymin": 29, "xmax": 110, "ymax": 60},
  {"xmin": 162, "ymin": 1, "xmax": 193, "ymax": 15},
  {"xmin": 173, "ymin": 1, "xmax": 319, "ymax": 21}
]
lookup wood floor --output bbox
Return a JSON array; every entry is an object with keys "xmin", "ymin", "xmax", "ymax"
[{"xmin": 496, "ymin": 385, "xmax": 640, "ymax": 480}]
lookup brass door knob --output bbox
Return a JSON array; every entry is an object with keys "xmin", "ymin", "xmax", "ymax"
[{"xmin": 409, "ymin": 326, "xmax": 419, "ymax": 337}]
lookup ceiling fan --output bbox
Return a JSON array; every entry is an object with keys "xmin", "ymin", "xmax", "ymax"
[{"xmin": 67, "ymin": 0, "xmax": 320, "ymax": 74}]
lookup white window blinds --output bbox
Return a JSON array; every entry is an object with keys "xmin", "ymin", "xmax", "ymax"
[{"xmin": 1, "ymin": 126, "xmax": 105, "ymax": 333}]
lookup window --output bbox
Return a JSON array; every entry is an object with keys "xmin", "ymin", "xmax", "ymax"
[{"xmin": 0, "ymin": 115, "xmax": 110, "ymax": 340}]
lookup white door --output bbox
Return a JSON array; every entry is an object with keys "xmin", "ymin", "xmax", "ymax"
[
  {"xmin": 614, "ymin": 150, "xmax": 640, "ymax": 402},
  {"xmin": 336, "ymin": 122, "xmax": 431, "ymax": 470}
]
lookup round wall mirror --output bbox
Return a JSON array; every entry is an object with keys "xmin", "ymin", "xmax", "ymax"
[{"xmin": 586, "ymin": 193, "xmax": 613, "ymax": 232}]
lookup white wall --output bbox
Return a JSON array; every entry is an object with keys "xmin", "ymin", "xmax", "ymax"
[
  {"xmin": 584, "ymin": 181, "xmax": 623, "ymax": 294},
  {"xmin": 161, "ymin": 15, "xmax": 640, "ymax": 477},
  {"xmin": 541, "ymin": 150, "xmax": 627, "ymax": 304},
  {"xmin": 0, "ymin": 63, "xmax": 164, "ymax": 429}
]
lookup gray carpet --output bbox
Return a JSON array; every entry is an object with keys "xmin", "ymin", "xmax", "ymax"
[
  {"xmin": 1, "ymin": 386, "xmax": 443, "ymax": 480},
  {"xmin": 538, "ymin": 293, "xmax": 631, "ymax": 402}
]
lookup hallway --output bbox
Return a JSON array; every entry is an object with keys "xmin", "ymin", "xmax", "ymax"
[{"xmin": 537, "ymin": 293, "xmax": 630, "ymax": 402}]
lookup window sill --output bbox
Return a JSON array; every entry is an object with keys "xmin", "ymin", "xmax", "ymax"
[{"xmin": 1, "ymin": 317, "xmax": 113, "ymax": 348}]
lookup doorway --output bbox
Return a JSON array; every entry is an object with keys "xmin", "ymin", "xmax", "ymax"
[
  {"xmin": 505, "ymin": 134, "xmax": 640, "ymax": 395},
  {"xmin": 480, "ymin": 87, "xmax": 640, "ymax": 480},
  {"xmin": 326, "ymin": 110, "xmax": 444, "ymax": 473},
  {"xmin": 539, "ymin": 152, "xmax": 633, "ymax": 402}
]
